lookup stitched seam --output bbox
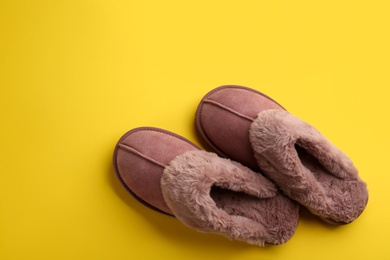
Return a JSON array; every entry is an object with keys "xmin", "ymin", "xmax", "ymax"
[
  {"xmin": 129, "ymin": 127, "xmax": 201, "ymax": 149},
  {"xmin": 196, "ymin": 100, "xmax": 230, "ymax": 159},
  {"xmin": 203, "ymin": 99, "xmax": 255, "ymax": 122},
  {"xmin": 118, "ymin": 143, "xmax": 166, "ymax": 168}
]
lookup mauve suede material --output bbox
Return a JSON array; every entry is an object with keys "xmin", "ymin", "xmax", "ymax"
[
  {"xmin": 196, "ymin": 86, "xmax": 283, "ymax": 170},
  {"xmin": 113, "ymin": 127, "xmax": 199, "ymax": 215},
  {"xmin": 196, "ymin": 85, "xmax": 368, "ymax": 224}
]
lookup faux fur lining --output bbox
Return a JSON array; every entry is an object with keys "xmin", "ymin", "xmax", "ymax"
[
  {"xmin": 161, "ymin": 150, "xmax": 299, "ymax": 245},
  {"xmin": 249, "ymin": 109, "xmax": 368, "ymax": 224}
]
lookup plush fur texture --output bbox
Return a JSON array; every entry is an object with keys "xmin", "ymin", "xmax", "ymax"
[
  {"xmin": 161, "ymin": 150, "xmax": 299, "ymax": 246},
  {"xmin": 249, "ymin": 109, "xmax": 368, "ymax": 224}
]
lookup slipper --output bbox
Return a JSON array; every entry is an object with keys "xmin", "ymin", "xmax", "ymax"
[
  {"xmin": 196, "ymin": 85, "xmax": 368, "ymax": 224},
  {"xmin": 113, "ymin": 127, "xmax": 299, "ymax": 245}
]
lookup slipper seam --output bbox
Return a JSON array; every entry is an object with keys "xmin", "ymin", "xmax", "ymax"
[
  {"xmin": 123, "ymin": 127, "xmax": 201, "ymax": 150},
  {"xmin": 203, "ymin": 99, "xmax": 256, "ymax": 122},
  {"xmin": 118, "ymin": 143, "xmax": 166, "ymax": 168},
  {"xmin": 196, "ymin": 100, "xmax": 231, "ymax": 159},
  {"xmin": 201, "ymin": 85, "xmax": 285, "ymax": 109}
]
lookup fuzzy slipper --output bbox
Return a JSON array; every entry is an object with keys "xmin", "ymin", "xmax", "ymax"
[
  {"xmin": 196, "ymin": 85, "xmax": 368, "ymax": 224},
  {"xmin": 113, "ymin": 127, "xmax": 299, "ymax": 245}
]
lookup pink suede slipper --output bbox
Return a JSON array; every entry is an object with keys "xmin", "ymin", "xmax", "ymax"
[
  {"xmin": 113, "ymin": 127, "xmax": 299, "ymax": 245},
  {"xmin": 196, "ymin": 85, "xmax": 368, "ymax": 224}
]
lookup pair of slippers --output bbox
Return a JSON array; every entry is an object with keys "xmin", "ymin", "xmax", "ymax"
[{"xmin": 113, "ymin": 85, "xmax": 368, "ymax": 246}]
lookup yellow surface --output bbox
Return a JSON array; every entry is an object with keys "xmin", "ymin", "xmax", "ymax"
[{"xmin": 1, "ymin": 1, "xmax": 389, "ymax": 259}]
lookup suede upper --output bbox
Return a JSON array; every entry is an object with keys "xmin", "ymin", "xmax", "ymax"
[
  {"xmin": 196, "ymin": 86, "xmax": 283, "ymax": 170},
  {"xmin": 114, "ymin": 127, "xmax": 199, "ymax": 215}
]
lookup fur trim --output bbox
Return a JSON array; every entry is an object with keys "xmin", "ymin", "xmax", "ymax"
[
  {"xmin": 161, "ymin": 150, "xmax": 299, "ymax": 245},
  {"xmin": 249, "ymin": 109, "xmax": 368, "ymax": 224}
]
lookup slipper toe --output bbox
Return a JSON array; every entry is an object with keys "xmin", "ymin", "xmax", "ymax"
[
  {"xmin": 113, "ymin": 127, "xmax": 199, "ymax": 215},
  {"xmin": 195, "ymin": 85, "xmax": 283, "ymax": 170}
]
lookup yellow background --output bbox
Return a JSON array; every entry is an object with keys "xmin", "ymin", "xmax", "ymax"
[{"xmin": 1, "ymin": 1, "xmax": 389, "ymax": 259}]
